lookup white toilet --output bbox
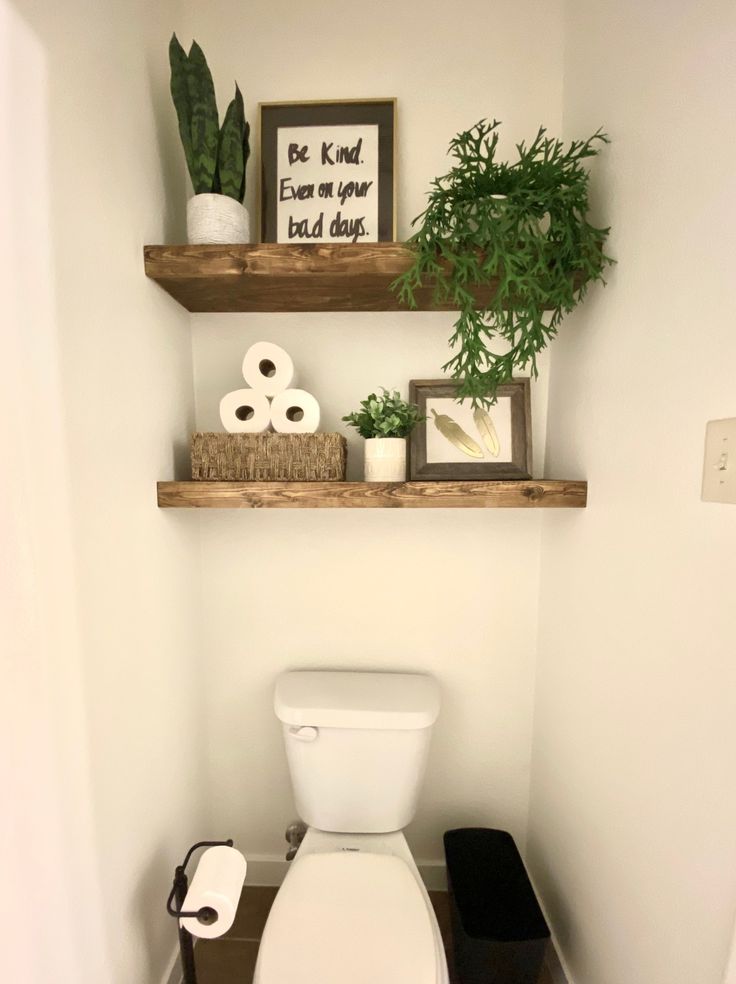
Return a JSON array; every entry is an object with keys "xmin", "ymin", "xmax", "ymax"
[{"xmin": 254, "ymin": 669, "xmax": 448, "ymax": 984}]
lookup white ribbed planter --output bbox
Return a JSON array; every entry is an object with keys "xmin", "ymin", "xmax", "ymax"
[
  {"xmin": 364, "ymin": 438, "xmax": 407, "ymax": 482},
  {"xmin": 187, "ymin": 193, "xmax": 250, "ymax": 245}
]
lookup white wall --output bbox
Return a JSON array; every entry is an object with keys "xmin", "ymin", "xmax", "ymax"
[
  {"xmin": 4, "ymin": 2, "xmax": 208, "ymax": 982},
  {"xmin": 528, "ymin": 2, "xmax": 736, "ymax": 982},
  {"xmin": 184, "ymin": 0, "xmax": 564, "ymax": 865},
  {"xmin": 15, "ymin": 1, "xmax": 736, "ymax": 980},
  {"xmin": 1, "ymin": 7, "xmax": 109, "ymax": 981}
]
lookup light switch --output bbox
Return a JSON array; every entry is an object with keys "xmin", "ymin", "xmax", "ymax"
[{"xmin": 702, "ymin": 418, "xmax": 736, "ymax": 503}]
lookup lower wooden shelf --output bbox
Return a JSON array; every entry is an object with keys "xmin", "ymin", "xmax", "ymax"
[{"xmin": 157, "ymin": 480, "xmax": 587, "ymax": 509}]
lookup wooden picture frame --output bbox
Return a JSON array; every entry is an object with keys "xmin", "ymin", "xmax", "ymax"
[
  {"xmin": 409, "ymin": 378, "xmax": 533, "ymax": 481},
  {"xmin": 258, "ymin": 98, "xmax": 396, "ymax": 244}
]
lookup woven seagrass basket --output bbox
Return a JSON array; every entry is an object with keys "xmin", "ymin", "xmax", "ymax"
[{"xmin": 191, "ymin": 432, "xmax": 347, "ymax": 482}]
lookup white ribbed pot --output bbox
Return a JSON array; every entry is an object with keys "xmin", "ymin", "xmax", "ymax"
[
  {"xmin": 364, "ymin": 438, "xmax": 407, "ymax": 482},
  {"xmin": 187, "ymin": 193, "xmax": 250, "ymax": 245}
]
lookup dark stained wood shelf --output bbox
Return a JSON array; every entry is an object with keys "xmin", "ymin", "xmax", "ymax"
[
  {"xmin": 144, "ymin": 243, "xmax": 581, "ymax": 313},
  {"xmin": 157, "ymin": 479, "xmax": 587, "ymax": 509}
]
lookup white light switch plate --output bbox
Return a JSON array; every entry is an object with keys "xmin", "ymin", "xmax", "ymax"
[{"xmin": 702, "ymin": 418, "xmax": 736, "ymax": 503}]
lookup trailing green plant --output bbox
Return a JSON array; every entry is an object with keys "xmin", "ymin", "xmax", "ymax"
[
  {"xmin": 342, "ymin": 389, "xmax": 425, "ymax": 439},
  {"xmin": 169, "ymin": 34, "xmax": 250, "ymax": 201},
  {"xmin": 393, "ymin": 119, "xmax": 612, "ymax": 404}
]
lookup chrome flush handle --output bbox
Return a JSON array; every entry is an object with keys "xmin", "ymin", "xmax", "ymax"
[{"xmin": 287, "ymin": 725, "xmax": 319, "ymax": 742}]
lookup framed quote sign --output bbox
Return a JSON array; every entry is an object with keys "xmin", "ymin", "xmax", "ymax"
[{"xmin": 259, "ymin": 99, "xmax": 396, "ymax": 244}]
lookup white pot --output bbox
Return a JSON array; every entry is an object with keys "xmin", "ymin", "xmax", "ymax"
[
  {"xmin": 364, "ymin": 438, "xmax": 407, "ymax": 482},
  {"xmin": 187, "ymin": 193, "xmax": 250, "ymax": 245}
]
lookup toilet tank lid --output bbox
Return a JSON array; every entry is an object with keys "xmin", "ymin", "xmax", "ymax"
[{"xmin": 274, "ymin": 671, "xmax": 440, "ymax": 730}]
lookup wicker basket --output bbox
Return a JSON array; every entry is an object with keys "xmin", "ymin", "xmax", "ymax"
[{"xmin": 191, "ymin": 432, "xmax": 347, "ymax": 482}]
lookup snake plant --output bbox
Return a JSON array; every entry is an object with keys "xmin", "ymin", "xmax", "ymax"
[
  {"xmin": 169, "ymin": 34, "xmax": 250, "ymax": 201},
  {"xmin": 393, "ymin": 119, "xmax": 612, "ymax": 404}
]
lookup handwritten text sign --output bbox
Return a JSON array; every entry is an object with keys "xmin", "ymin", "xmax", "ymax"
[{"xmin": 276, "ymin": 124, "xmax": 379, "ymax": 243}]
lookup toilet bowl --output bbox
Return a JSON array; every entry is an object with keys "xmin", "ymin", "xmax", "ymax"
[
  {"xmin": 254, "ymin": 830, "xmax": 448, "ymax": 984},
  {"xmin": 254, "ymin": 670, "xmax": 447, "ymax": 984}
]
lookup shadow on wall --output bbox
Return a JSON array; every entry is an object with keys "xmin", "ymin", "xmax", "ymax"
[
  {"xmin": 525, "ymin": 837, "xmax": 574, "ymax": 957},
  {"xmin": 132, "ymin": 842, "xmax": 182, "ymax": 983}
]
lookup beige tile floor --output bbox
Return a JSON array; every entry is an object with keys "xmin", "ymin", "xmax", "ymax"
[{"xmin": 194, "ymin": 885, "xmax": 553, "ymax": 984}]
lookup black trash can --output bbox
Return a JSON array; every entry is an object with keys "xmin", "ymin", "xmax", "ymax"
[{"xmin": 444, "ymin": 828, "xmax": 550, "ymax": 984}]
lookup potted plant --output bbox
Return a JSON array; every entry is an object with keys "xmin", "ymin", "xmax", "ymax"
[
  {"xmin": 343, "ymin": 389, "xmax": 425, "ymax": 482},
  {"xmin": 393, "ymin": 119, "xmax": 613, "ymax": 403},
  {"xmin": 169, "ymin": 35, "xmax": 251, "ymax": 245}
]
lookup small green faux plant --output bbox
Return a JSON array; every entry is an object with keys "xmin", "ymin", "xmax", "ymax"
[
  {"xmin": 342, "ymin": 390, "xmax": 425, "ymax": 439},
  {"xmin": 169, "ymin": 34, "xmax": 250, "ymax": 201}
]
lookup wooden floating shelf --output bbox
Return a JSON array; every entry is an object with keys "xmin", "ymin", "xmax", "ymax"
[
  {"xmin": 144, "ymin": 243, "xmax": 583, "ymax": 314},
  {"xmin": 157, "ymin": 480, "xmax": 587, "ymax": 510}
]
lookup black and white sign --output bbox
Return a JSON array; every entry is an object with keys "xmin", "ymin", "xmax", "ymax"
[{"xmin": 260, "ymin": 100, "xmax": 395, "ymax": 244}]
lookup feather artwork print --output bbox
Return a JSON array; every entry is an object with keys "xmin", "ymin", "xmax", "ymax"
[
  {"xmin": 431, "ymin": 409, "xmax": 483, "ymax": 458},
  {"xmin": 473, "ymin": 407, "xmax": 500, "ymax": 457}
]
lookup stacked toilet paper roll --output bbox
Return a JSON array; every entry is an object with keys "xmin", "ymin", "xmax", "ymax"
[
  {"xmin": 219, "ymin": 389, "xmax": 271, "ymax": 433},
  {"xmin": 219, "ymin": 342, "xmax": 321, "ymax": 434},
  {"xmin": 242, "ymin": 341, "xmax": 295, "ymax": 396},
  {"xmin": 270, "ymin": 388, "xmax": 321, "ymax": 433}
]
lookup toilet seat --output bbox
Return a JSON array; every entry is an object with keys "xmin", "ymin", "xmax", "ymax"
[{"xmin": 254, "ymin": 851, "xmax": 437, "ymax": 984}]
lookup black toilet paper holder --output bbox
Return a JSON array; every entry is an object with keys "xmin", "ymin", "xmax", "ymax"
[{"xmin": 166, "ymin": 839, "xmax": 234, "ymax": 984}]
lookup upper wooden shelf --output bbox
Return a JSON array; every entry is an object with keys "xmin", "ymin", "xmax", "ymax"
[
  {"xmin": 144, "ymin": 243, "xmax": 574, "ymax": 314},
  {"xmin": 157, "ymin": 479, "xmax": 587, "ymax": 509}
]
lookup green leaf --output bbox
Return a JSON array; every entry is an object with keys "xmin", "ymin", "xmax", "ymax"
[
  {"xmin": 217, "ymin": 84, "xmax": 246, "ymax": 201},
  {"xmin": 240, "ymin": 119, "xmax": 251, "ymax": 201},
  {"xmin": 169, "ymin": 34, "xmax": 195, "ymax": 183},
  {"xmin": 186, "ymin": 40, "xmax": 219, "ymax": 194},
  {"xmin": 392, "ymin": 119, "xmax": 613, "ymax": 403}
]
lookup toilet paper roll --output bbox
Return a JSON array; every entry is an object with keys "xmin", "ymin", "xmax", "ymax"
[
  {"xmin": 270, "ymin": 389, "xmax": 321, "ymax": 434},
  {"xmin": 220, "ymin": 388, "xmax": 271, "ymax": 433},
  {"xmin": 242, "ymin": 342, "xmax": 295, "ymax": 396},
  {"xmin": 180, "ymin": 845, "xmax": 247, "ymax": 940}
]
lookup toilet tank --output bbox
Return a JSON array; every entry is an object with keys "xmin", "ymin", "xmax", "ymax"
[{"xmin": 274, "ymin": 671, "xmax": 440, "ymax": 833}]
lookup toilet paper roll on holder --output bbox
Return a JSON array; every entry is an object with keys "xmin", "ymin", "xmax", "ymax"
[{"xmin": 166, "ymin": 839, "xmax": 234, "ymax": 984}]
